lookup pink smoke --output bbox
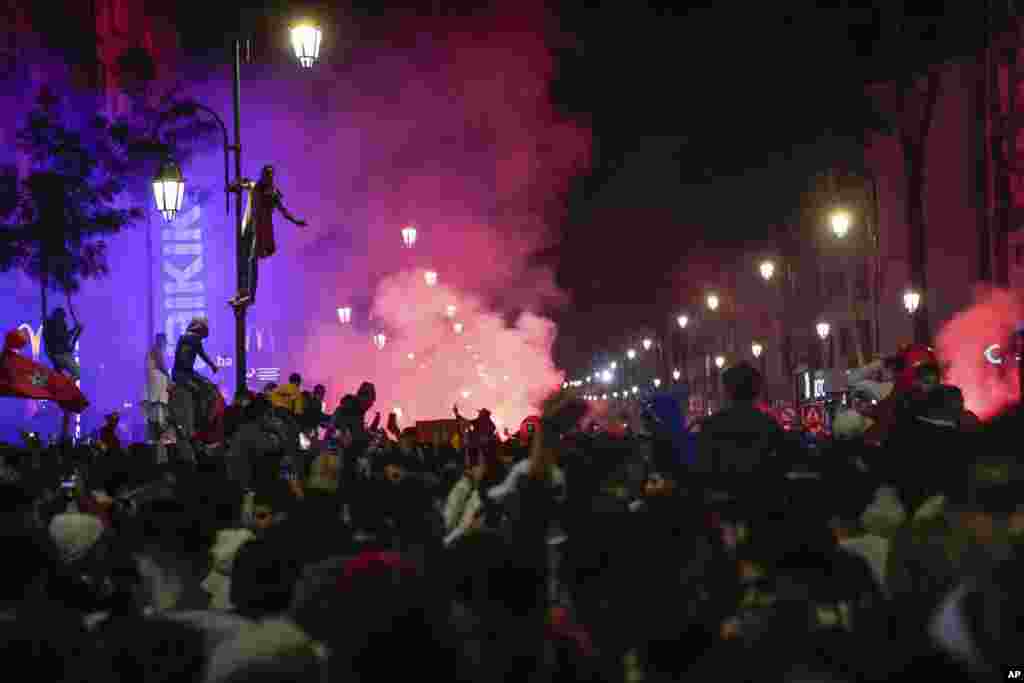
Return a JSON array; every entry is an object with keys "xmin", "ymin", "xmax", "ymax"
[
  {"xmin": 935, "ymin": 286, "xmax": 1022, "ymax": 420},
  {"xmin": 214, "ymin": 12, "xmax": 590, "ymax": 428}
]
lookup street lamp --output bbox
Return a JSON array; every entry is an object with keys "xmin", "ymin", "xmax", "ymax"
[
  {"xmin": 714, "ymin": 355, "xmax": 726, "ymax": 369},
  {"xmin": 759, "ymin": 260, "xmax": 775, "ymax": 282},
  {"xmin": 642, "ymin": 338, "xmax": 653, "ymax": 351},
  {"xmin": 149, "ymin": 19, "xmax": 323, "ymax": 399},
  {"xmin": 601, "ymin": 369, "xmax": 613, "ymax": 383},
  {"xmin": 677, "ymin": 314, "xmax": 689, "ymax": 329},
  {"xmin": 829, "ymin": 209, "xmax": 851, "ymax": 239},
  {"xmin": 424, "ymin": 270, "xmax": 438, "ymax": 287},
  {"xmin": 673, "ymin": 369, "xmax": 681, "ymax": 381},
  {"xmin": 903, "ymin": 289, "xmax": 921, "ymax": 315},
  {"xmin": 401, "ymin": 225, "xmax": 417, "ymax": 249},
  {"xmin": 632, "ymin": 386, "xmax": 639, "ymax": 394},
  {"xmin": 336, "ymin": 306, "xmax": 352, "ymax": 324},
  {"xmin": 653, "ymin": 378, "xmax": 661, "ymax": 388},
  {"xmin": 751, "ymin": 341, "xmax": 763, "ymax": 358},
  {"xmin": 373, "ymin": 332, "xmax": 387, "ymax": 350},
  {"xmin": 627, "ymin": 349, "xmax": 637, "ymax": 360},
  {"xmin": 816, "ymin": 321, "xmax": 831, "ymax": 341},
  {"xmin": 610, "ymin": 361, "xmax": 618, "ymax": 370},
  {"xmin": 453, "ymin": 322, "xmax": 464, "ymax": 334},
  {"xmin": 290, "ymin": 23, "xmax": 323, "ymax": 68},
  {"xmin": 152, "ymin": 159, "xmax": 185, "ymax": 222},
  {"xmin": 706, "ymin": 293, "xmax": 720, "ymax": 312},
  {"xmin": 446, "ymin": 304, "xmax": 457, "ymax": 318}
]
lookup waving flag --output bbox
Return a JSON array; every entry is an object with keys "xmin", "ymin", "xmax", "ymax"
[{"xmin": 0, "ymin": 329, "xmax": 88, "ymax": 413}]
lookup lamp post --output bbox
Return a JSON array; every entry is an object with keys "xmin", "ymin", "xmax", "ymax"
[
  {"xmin": 829, "ymin": 209, "xmax": 851, "ymax": 239},
  {"xmin": 903, "ymin": 289, "xmax": 921, "ymax": 316},
  {"xmin": 759, "ymin": 259, "xmax": 775, "ymax": 282},
  {"xmin": 401, "ymin": 225, "xmax": 417, "ymax": 249},
  {"xmin": 816, "ymin": 321, "xmax": 831, "ymax": 371},
  {"xmin": 151, "ymin": 20, "xmax": 323, "ymax": 399}
]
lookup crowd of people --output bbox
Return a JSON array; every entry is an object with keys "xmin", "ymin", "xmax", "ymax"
[{"xmin": 1, "ymin": 337, "xmax": 1022, "ymax": 683}]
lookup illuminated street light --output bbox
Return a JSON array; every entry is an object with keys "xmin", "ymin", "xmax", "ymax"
[
  {"xmin": 706, "ymin": 293, "xmax": 720, "ymax": 312},
  {"xmin": 424, "ymin": 270, "xmax": 438, "ymax": 287},
  {"xmin": 152, "ymin": 159, "xmax": 185, "ymax": 222},
  {"xmin": 627, "ymin": 349, "xmax": 637, "ymax": 360},
  {"xmin": 672, "ymin": 369, "xmax": 681, "ymax": 381},
  {"xmin": 677, "ymin": 314, "xmax": 689, "ymax": 329},
  {"xmin": 613, "ymin": 391, "xmax": 619, "ymax": 398},
  {"xmin": 407, "ymin": 352, "xmax": 415, "ymax": 360},
  {"xmin": 290, "ymin": 22, "xmax": 323, "ymax": 68},
  {"xmin": 714, "ymin": 355, "xmax": 726, "ymax": 369},
  {"xmin": 829, "ymin": 209, "xmax": 851, "ymax": 239},
  {"xmin": 446, "ymin": 304, "xmax": 457, "ymax": 318},
  {"xmin": 632, "ymin": 386, "xmax": 639, "ymax": 394},
  {"xmin": 642, "ymin": 338, "xmax": 653, "ymax": 351},
  {"xmin": 373, "ymin": 332, "xmax": 387, "ymax": 350},
  {"xmin": 816, "ymin": 321, "xmax": 831, "ymax": 341},
  {"xmin": 600, "ymin": 369, "xmax": 613, "ymax": 383},
  {"xmin": 336, "ymin": 306, "xmax": 352, "ymax": 324},
  {"xmin": 401, "ymin": 225, "xmax": 417, "ymax": 248},
  {"xmin": 453, "ymin": 322, "xmax": 464, "ymax": 334},
  {"xmin": 759, "ymin": 260, "xmax": 775, "ymax": 281},
  {"xmin": 653, "ymin": 378, "xmax": 661, "ymax": 388},
  {"xmin": 751, "ymin": 341, "xmax": 763, "ymax": 358},
  {"xmin": 903, "ymin": 289, "xmax": 921, "ymax": 315}
]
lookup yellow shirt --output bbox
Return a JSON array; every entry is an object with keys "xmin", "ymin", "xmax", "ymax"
[{"xmin": 270, "ymin": 383, "xmax": 305, "ymax": 415}]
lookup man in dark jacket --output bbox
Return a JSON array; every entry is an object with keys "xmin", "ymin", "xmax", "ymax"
[{"xmin": 695, "ymin": 362, "xmax": 784, "ymax": 516}]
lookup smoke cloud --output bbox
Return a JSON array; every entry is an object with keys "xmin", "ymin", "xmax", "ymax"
[
  {"xmin": 935, "ymin": 286, "xmax": 1022, "ymax": 421},
  {"xmin": 185, "ymin": 12, "xmax": 590, "ymax": 427}
]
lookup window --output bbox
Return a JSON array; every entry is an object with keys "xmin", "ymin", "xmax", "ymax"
[
  {"xmin": 839, "ymin": 326, "xmax": 852, "ymax": 356},
  {"xmin": 857, "ymin": 320, "xmax": 873, "ymax": 357}
]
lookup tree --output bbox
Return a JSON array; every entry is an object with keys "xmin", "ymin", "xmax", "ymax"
[
  {"xmin": 2, "ymin": 89, "xmax": 142, "ymax": 324},
  {"xmin": 0, "ymin": 80, "xmax": 218, "ymax": 328}
]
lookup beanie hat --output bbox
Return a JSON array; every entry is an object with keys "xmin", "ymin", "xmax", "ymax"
[{"xmin": 48, "ymin": 513, "xmax": 104, "ymax": 565}]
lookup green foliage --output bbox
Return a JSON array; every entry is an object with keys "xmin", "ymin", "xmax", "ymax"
[{"xmin": 0, "ymin": 86, "xmax": 219, "ymax": 298}]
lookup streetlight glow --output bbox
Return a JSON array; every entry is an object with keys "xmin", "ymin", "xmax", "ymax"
[
  {"xmin": 759, "ymin": 260, "xmax": 775, "ymax": 281},
  {"xmin": 446, "ymin": 304, "xmax": 457, "ymax": 318},
  {"xmin": 424, "ymin": 270, "xmax": 438, "ymax": 287},
  {"xmin": 290, "ymin": 23, "xmax": 323, "ymax": 68},
  {"xmin": 336, "ymin": 306, "xmax": 352, "ymax": 324},
  {"xmin": 816, "ymin": 321, "xmax": 831, "ymax": 341},
  {"xmin": 677, "ymin": 314, "xmax": 689, "ymax": 329},
  {"xmin": 751, "ymin": 341, "xmax": 763, "ymax": 358},
  {"xmin": 600, "ymin": 369, "xmax": 613, "ymax": 383},
  {"xmin": 653, "ymin": 378, "xmax": 661, "ymax": 388},
  {"xmin": 453, "ymin": 322, "xmax": 464, "ymax": 334},
  {"xmin": 706, "ymin": 293, "xmax": 720, "ymax": 312},
  {"xmin": 673, "ymin": 369, "xmax": 681, "ymax": 381},
  {"xmin": 401, "ymin": 225, "xmax": 417, "ymax": 248},
  {"xmin": 714, "ymin": 355, "xmax": 726, "ymax": 369},
  {"xmin": 610, "ymin": 361, "xmax": 618, "ymax": 370},
  {"xmin": 829, "ymin": 209, "xmax": 851, "ymax": 239},
  {"xmin": 152, "ymin": 159, "xmax": 185, "ymax": 222},
  {"xmin": 632, "ymin": 386, "xmax": 639, "ymax": 394},
  {"xmin": 903, "ymin": 289, "xmax": 921, "ymax": 315},
  {"xmin": 627, "ymin": 349, "xmax": 637, "ymax": 360},
  {"xmin": 642, "ymin": 338, "xmax": 653, "ymax": 351}
]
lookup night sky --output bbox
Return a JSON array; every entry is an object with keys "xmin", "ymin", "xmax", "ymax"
[{"xmin": 173, "ymin": 0, "xmax": 984, "ymax": 372}]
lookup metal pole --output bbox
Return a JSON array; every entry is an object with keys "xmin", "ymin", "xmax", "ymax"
[{"xmin": 232, "ymin": 39, "xmax": 246, "ymax": 398}]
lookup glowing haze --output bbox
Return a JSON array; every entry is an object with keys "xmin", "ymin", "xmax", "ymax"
[
  {"xmin": 935, "ymin": 287, "xmax": 1022, "ymax": 421},
  {"xmin": 187, "ymin": 11, "xmax": 591, "ymax": 427}
]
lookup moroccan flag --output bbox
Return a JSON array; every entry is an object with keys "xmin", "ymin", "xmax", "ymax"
[{"xmin": 0, "ymin": 329, "xmax": 88, "ymax": 413}]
